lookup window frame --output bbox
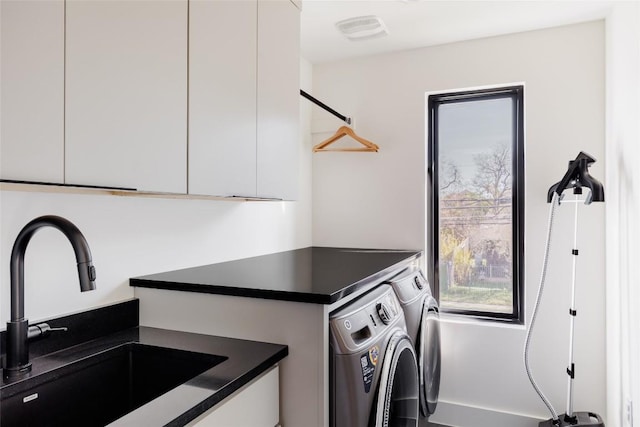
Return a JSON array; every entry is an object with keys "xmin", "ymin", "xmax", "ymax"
[{"xmin": 427, "ymin": 85, "xmax": 525, "ymax": 323}]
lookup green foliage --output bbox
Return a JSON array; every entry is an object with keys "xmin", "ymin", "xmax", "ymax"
[
  {"xmin": 439, "ymin": 227, "xmax": 473, "ymax": 286},
  {"xmin": 452, "ymin": 247, "xmax": 473, "ymax": 285},
  {"xmin": 439, "ymin": 227, "xmax": 459, "ymax": 262},
  {"xmin": 441, "ymin": 287, "xmax": 512, "ymax": 307}
]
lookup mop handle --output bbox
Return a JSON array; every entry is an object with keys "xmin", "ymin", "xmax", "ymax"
[{"xmin": 566, "ymin": 194, "xmax": 580, "ymax": 420}]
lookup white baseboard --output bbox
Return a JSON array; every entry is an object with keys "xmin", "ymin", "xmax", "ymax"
[{"xmin": 426, "ymin": 400, "xmax": 543, "ymax": 427}]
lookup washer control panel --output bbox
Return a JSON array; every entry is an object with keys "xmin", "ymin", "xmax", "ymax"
[
  {"xmin": 376, "ymin": 302, "xmax": 393, "ymax": 325},
  {"xmin": 386, "ymin": 266, "xmax": 431, "ymax": 303},
  {"xmin": 413, "ymin": 275, "xmax": 424, "ymax": 290},
  {"xmin": 329, "ymin": 284, "xmax": 404, "ymax": 354}
]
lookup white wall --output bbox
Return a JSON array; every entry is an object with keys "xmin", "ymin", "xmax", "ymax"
[
  {"xmin": 605, "ymin": 3, "xmax": 640, "ymax": 427},
  {"xmin": 312, "ymin": 21, "xmax": 606, "ymax": 425},
  {"xmin": 0, "ymin": 58, "xmax": 313, "ymax": 326}
]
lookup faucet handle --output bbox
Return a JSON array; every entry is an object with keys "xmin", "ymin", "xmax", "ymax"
[{"xmin": 27, "ymin": 323, "xmax": 68, "ymax": 340}]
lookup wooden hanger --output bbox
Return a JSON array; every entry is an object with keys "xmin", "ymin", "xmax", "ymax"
[{"xmin": 313, "ymin": 126, "xmax": 380, "ymax": 152}]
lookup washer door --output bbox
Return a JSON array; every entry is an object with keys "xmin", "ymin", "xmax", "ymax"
[
  {"xmin": 419, "ymin": 296, "xmax": 441, "ymax": 416},
  {"xmin": 372, "ymin": 331, "xmax": 419, "ymax": 427}
]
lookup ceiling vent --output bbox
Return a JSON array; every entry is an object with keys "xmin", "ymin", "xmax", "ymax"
[{"xmin": 335, "ymin": 15, "xmax": 388, "ymax": 41}]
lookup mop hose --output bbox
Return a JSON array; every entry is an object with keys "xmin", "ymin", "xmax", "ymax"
[{"xmin": 523, "ymin": 192, "xmax": 560, "ymax": 423}]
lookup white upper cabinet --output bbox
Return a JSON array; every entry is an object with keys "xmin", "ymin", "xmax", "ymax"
[
  {"xmin": 189, "ymin": 0, "xmax": 258, "ymax": 197},
  {"xmin": 189, "ymin": 0, "xmax": 300, "ymax": 199},
  {"xmin": 1, "ymin": 0, "xmax": 65, "ymax": 183},
  {"xmin": 2, "ymin": 0, "xmax": 298, "ymax": 198},
  {"xmin": 257, "ymin": 0, "xmax": 300, "ymax": 200},
  {"xmin": 65, "ymin": 0, "xmax": 187, "ymax": 193}
]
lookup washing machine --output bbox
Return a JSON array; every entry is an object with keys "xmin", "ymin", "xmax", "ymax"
[
  {"xmin": 330, "ymin": 284, "xmax": 420, "ymax": 427},
  {"xmin": 387, "ymin": 266, "xmax": 441, "ymax": 418}
]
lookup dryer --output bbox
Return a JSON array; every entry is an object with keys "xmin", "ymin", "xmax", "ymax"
[
  {"xmin": 387, "ymin": 267, "xmax": 441, "ymax": 418},
  {"xmin": 330, "ymin": 284, "xmax": 419, "ymax": 427}
]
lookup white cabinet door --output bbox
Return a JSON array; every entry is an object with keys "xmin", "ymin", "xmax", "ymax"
[
  {"xmin": 65, "ymin": 0, "xmax": 187, "ymax": 193},
  {"xmin": 188, "ymin": 0, "xmax": 257, "ymax": 197},
  {"xmin": 257, "ymin": 0, "xmax": 300, "ymax": 200},
  {"xmin": 0, "ymin": 0, "xmax": 64, "ymax": 183},
  {"xmin": 190, "ymin": 0, "xmax": 299, "ymax": 200},
  {"xmin": 188, "ymin": 365, "xmax": 280, "ymax": 427}
]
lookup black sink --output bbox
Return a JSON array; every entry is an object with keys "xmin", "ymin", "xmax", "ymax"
[{"xmin": 1, "ymin": 343, "xmax": 226, "ymax": 427}]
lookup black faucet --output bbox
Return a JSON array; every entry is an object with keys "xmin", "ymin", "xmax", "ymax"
[{"xmin": 4, "ymin": 215, "xmax": 96, "ymax": 379}]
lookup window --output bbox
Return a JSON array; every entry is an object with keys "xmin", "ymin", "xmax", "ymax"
[{"xmin": 427, "ymin": 86, "xmax": 524, "ymax": 322}]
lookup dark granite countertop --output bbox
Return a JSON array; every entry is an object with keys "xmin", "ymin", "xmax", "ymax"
[
  {"xmin": 131, "ymin": 247, "xmax": 422, "ymax": 304},
  {"xmin": 0, "ymin": 301, "xmax": 287, "ymax": 426}
]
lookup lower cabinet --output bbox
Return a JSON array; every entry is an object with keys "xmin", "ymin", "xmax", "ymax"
[{"xmin": 187, "ymin": 365, "xmax": 280, "ymax": 427}]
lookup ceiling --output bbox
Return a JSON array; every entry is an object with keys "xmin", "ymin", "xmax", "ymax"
[{"xmin": 300, "ymin": 0, "xmax": 616, "ymax": 64}]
